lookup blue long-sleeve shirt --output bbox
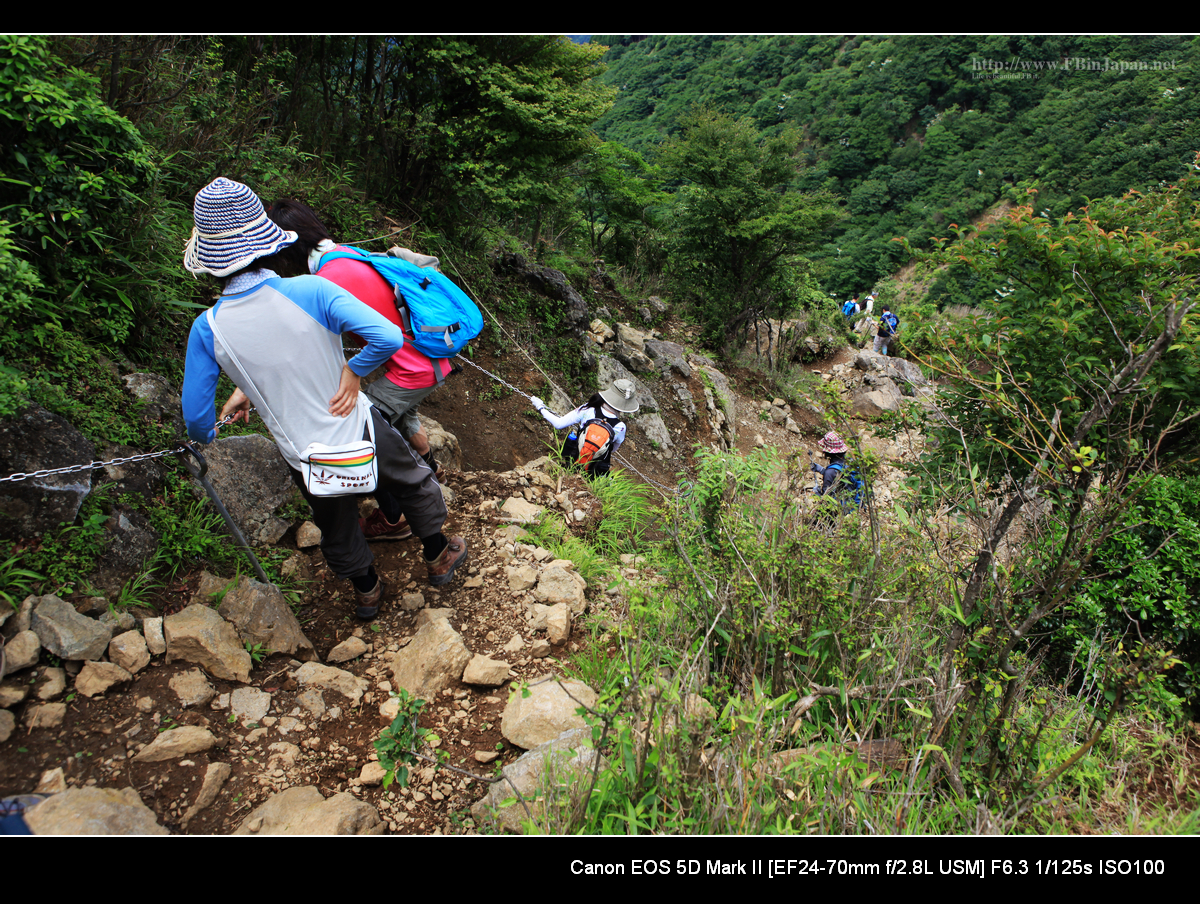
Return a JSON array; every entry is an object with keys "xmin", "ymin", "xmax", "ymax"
[{"xmin": 183, "ymin": 272, "xmax": 404, "ymax": 470}]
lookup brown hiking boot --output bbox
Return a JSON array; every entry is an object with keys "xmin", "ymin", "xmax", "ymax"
[
  {"xmin": 425, "ymin": 536, "xmax": 468, "ymax": 586},
  {"xmin": 360, "ymin": 509, "xmax": 413, "ymax": 541},
  {"xmin": 355, "ymin": 578, "xmax": 385, "ymax": 620}
]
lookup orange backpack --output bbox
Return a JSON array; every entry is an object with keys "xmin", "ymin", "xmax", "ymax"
[{"xmin": 577, "ymin": 419, "xmax": 615, "ymax": 465}]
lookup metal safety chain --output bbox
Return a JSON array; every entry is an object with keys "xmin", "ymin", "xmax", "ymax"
[
  {"xmin": 0, "ymin": 410, "xmax": 252, "ymax": 484},
  {"xmin": 455, "ymin": 354, "xmax": 684, "ymax": 499},
  {"xmin": 452, "ymin": 354, "xmax": 537, "ymax": 404}
]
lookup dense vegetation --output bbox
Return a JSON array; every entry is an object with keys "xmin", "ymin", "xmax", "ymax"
[
  {"xmin": 595, "ymin": 35, "xmax": 1200, "ymax": 296},
  {"xmin": 1, "ymin": 34, "xmax": 1197, "ymax": 834}
]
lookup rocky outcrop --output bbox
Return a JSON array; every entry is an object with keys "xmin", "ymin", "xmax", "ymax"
[
  {"xmin": 0, "ymin": 403, "xmax": 94, "ymax": 541},
  {"xmin": 389, "ymin": 618, "xmax": 472, "ymax": 699},
  {"xmin": 31, "ymin": 595, "xmax": 113, "ymax": 661},
  {"xmin": 197, "ymin": 572, "xmax": 317, "ymax": 661},
  {"xmin": 492, "ymin": 252, "xmax": 589, "ymax": 334},
  {"xmin": 472, "ymin": 727, "xmax": 604, "ymax": 834},
  {"xmin": 25, "ymin": 787, "xmax": 169, "ymax": 835},
  {"xmin": 501, "ymin": 675, "xmax": 598, "ymax": 750},
  {"xmin": 194, "ymin": 434, "xmax": 295, "ymax": 545},
  {"xmin": 233, "ymin": 786, "xmax": 385, "ymax": 835},
  {"xmin": 164, "ymin": 603, "xmax": 252, "ymax": 683}
]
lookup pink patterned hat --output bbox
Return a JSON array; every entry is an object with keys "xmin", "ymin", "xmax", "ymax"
[{"xmin": 817, "ymin": 431, "xmax": 848, "ymax": 454}]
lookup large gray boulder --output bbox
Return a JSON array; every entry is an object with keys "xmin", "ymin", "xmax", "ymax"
[
  {"xmin": 420, "ymin": 415, "xmax": 463, "ymax": 472},
  {"xmin": 198, "ymin": 572, "xmax": 316, "ymax": 661},
  {"xmin": 122, "ymin": 372, "xmax": 184, "ymax": 438},
  {"xmin": 98, "ymin": 443, "xmax": 167, "ymax": 500},
  {"xmin": 389, "ymin": 618, "xmax": 472, "ymax": 700},
  {"xmin": 644, "ymin": 339, "xmax": 692, "ymax": 378},
  {"xmin": 25, "ymin": 787, "xmax": 169, "ymax": 835},
  {"xmin": 31, "ymin": 595, "xmax": 112, "ymax": 661},
  {"xmin": 501, "ymin": 675, "xmax": 598, "ymax": 750},
  {"xmin": 472, "ymin": 727, "xmax": 604, "ymax": 834},
  {"xmin": 851, "ymin": 375, "xmax": 904, "ymax": 418},
  {"xmin": 611, "ymin": 323, "xmax": 655, "ymax": 374},
  {"xmin": 89, "ymin": 506, "xmax": 162, "ymax": 596},
  {"xmin": 0, "ymin": 403, "xmax": 94, "ymax": 541},
  {"xmin": 233, "ymin": 786, "xmax": 385, "ymax": 835},
  {"xmin": 194, "ymin": 434, "xmax": 294, "ymax": 545},
  {"xmin": 164, "ymin": 603, "xmax": 252, "ymax": 683}
]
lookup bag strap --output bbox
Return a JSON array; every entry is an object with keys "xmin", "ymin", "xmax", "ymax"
[{"xmin": 206, "ymin": 308, "xmax": 301, "ymax": 463}]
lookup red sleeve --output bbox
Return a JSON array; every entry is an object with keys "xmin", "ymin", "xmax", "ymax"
[{"xmin": 318, "ymin": 253, "xmax": 404, "ymax": 340}]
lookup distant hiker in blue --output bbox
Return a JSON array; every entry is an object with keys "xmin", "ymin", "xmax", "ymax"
[
  {"xmin": 841, "ymin": 296, "xmax": 860, "ymax": 320},
  {"xmin": 810, "ymin": 431, "xmax": 865, "ymax": 518},
  {"xmin": 873, "ymin": 304, "xmax": 900, "ymax": 356}
]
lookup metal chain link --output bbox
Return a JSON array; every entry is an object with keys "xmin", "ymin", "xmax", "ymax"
[
  {"xmin": 613, "ymin": 452, "xmax": 683, "ymax": 498},
  {"xmin": 0, "ymin": 410, "xmax": 253, "ymax": 484},
  {"xmin": 452, "ymin": 354, "xmax": 536, "ymax": 403}
]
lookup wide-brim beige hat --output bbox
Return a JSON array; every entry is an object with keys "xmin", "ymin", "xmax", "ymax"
[{"xmin": 599, "ymin": 379, "xmax": 639, "ymax": 413}]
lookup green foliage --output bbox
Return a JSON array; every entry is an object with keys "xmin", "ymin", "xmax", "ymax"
[
  {"xmin": 661, "ymin": 107, "xmax": 843, "ymax": 346},
  {"xmin": 113, "ymin": 568, "xmax": 161, "ymax": 611},
  {"xmin": 595, "ymin": 35, "xmax": 1200, "ymax": 296},
  {"xmin": 0, "ymin": 36, "xmax": 159, "ymax": 346},
  {"xmin": 149, "ymin": 483, "xmax": 240, "ymax": 577},
  {"xmin": 14, "ymin": 324, "xmax": 174, "ymax": 450},
  {"xmin": 1045, "ymin": 474, "xmax": 1200, "ymax": 712},
  {"xmin": 243, "ymin": 641, "xmax": 267, "ymax": 665},
  {"xmin": 24, "ymin": 491, "xmax": 112, "ymax": 590},
  {"xmin": 0, "ymin": 544, "xmax": 43, "ymax": 610},
  {"xmin": 577, "ymin": 141, "xmax": 666, "ymax": 269},
  {"xmin": 374, "ymin": 689, "xmax": 428, "ymax": 790},
  {"xmin": 587, "ymin": 467, "xmax": 656, "ymax": 556},
  {"xmin": 915, "ymin": 170, "xmax": 1200, "ymax": 484}
]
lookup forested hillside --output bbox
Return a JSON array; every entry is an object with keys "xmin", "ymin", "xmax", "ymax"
[
  {"xmin": 594, "ymin": 35, "xmax": 1200, "ymax": 294},
  {"xmin": 1, "ymin": 35, "xmax": 1198, "ymax": 836}
]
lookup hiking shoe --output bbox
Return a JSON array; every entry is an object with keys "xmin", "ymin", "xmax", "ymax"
[
  {"xmin": 426, "ymin": 535, "xmax": 468, "ymax": 586},
  {"xmin": 360, "ymin": 509, "xmax": 413, "ymax": 541},
  {"xmin": 355, "ymin": 578, "xmax": 385, "ymax": 620}
]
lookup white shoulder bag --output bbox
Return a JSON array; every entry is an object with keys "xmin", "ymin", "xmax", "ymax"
[{"xmin": 206, "ymin": 308, "xmax": 378, "ymax": 497}]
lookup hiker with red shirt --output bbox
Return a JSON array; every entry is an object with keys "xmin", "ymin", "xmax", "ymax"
[{"xmin": 267, "ymin": 200, "xmax": 450, "ymax": 542}]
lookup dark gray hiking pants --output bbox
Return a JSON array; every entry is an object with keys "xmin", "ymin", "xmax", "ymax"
[{"xmin": 288, "ymin": 405, "xmax": 445, "ymax": 580}]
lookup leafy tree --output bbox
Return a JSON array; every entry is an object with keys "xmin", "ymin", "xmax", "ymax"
[
  {"xmin": 901, "ymin": 173, "xmax": 1199, "ymax": 796},
  {"xmin": 594, "ymin": 35, "xmax": 1200, "ymax": 296},
  {"xmin": 576, "ymin": 141, "xmax": 665, "ymax": 265},
  {"xmin": 661, "ymin": 108, "xmax": 843, "ymax": 346},
  {"xmin": 0, "ymin": 35, "xmax": 156, "ymax": 346},
  {"xmin": 916, "ymin": 172, "xmax": 1200, "ymax": 485}
]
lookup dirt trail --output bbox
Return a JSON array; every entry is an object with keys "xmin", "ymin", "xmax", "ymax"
[{"xmin": 0, "ymin": 325, "xmax": 861, "ymax": 834}]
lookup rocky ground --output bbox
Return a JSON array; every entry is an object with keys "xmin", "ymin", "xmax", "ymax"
[{"xmin": 0, "ymin": 304, "xmax": 935, "ymax": 834}]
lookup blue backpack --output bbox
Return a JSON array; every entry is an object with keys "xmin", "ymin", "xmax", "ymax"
[
  {"xmin": 319, "ymin": 247, "xmax": 483, "ymax": 368},
  {"xmin": 842, "ymin": 299, "xmax": 858, "ymax": 317},
  {"xmin": 827, "ymin": 461, "xmax": 865, "ymax": 509}
]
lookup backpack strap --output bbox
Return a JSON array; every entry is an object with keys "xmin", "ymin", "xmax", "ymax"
[{"xmin": 321, "ymin": 248, "xmax": 462, "ymax": 356}]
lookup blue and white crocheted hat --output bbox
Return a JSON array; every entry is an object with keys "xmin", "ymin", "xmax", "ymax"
[{"xmin": 183, "ymin": 177, "xmax": 297, "ymax": 277}]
